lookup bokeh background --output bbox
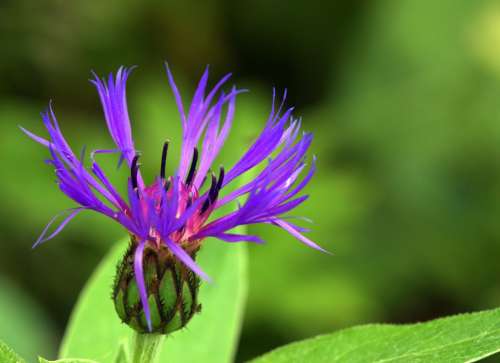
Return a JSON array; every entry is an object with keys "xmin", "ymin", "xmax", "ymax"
[{"xmin": 2, "ymin": 0, "xmax": 500, "ymax": 362}]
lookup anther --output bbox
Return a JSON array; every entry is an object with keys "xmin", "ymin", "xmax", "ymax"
[
  {"xmin": 160, "ymin": 141, "xmax": 169, "ymax": 179},
  {"xmin": 185, "ymin": 147, "xmax": 198, "ymax": 186},
  {"xmin": 208, "ymin": 172, "xmax": 218, "ymax": 200},
  {"xmin": 164, "ymin": 179, "xmax": 171, "ymax": 192},
  {"xmin": 131, "ymin": 155, "xmax": 140, "ymax": 190},
  {"xmin": 211, "ymin": 167, "xmax": 225, "ymax": 202},
  {"xmin": 201, "ymin": 172, "xmax": 218, "ymax": 214},
  {"xmin": 200, "ymin": 198, "xmax": 210, "ymax": 214},
  {"xmin": 216, "ymin": 167, "xmax": 225, "ymax": 192}
]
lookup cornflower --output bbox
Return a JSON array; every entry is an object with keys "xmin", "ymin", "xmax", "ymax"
[{"xmin": 22, "ymin": 65, "xmax": 325, "ymax": 333}]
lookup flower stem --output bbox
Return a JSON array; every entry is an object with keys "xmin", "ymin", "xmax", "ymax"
[{"xmin": 131, "ymin": 332, "xmax": 164, "ymax": 363}]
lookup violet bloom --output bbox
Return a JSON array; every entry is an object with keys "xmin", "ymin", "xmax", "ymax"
[{"xmin": 22, "ymin": 65, "xmax": 325, "ymax": 332}]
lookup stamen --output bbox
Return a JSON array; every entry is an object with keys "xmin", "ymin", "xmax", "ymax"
[
  {"xmin": 131, "ymin": 155, "xmax": 140, "ymax": 190},
  {"xmin": 201, "ymin": 172, "xmax": 218, "ymax": 214},
  {"xmin": 200, "ymin": 199, "xmax": 210, "ymax": 214},
  {"xmin": 208, "ymin": 172, "xmax": 218, "ymax": 200},
  {"xmin": 211, "ymin": 167, "xmax": 225, "ymax": 202},
  {"xmin": 185, "ymin": 147, "xmax": 198, "ymax": 186},
  {"xmin": 164, "ymin": 179, "xmax": 171, "ymax": 192},
  {"xmin": 216, "ymin": 167, "xmax": 225, "ymax": 192},
  {"xmin": 160, "ymin": 141, "xmax": 169, "ymax": 179}
]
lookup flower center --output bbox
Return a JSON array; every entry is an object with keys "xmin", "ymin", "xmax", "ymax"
[{"xmin": 130, "ymin": 142, "xmax": 225, "ymax": 248}]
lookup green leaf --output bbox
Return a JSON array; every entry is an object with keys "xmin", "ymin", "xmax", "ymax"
[
  {"xmin": 58, "ymin": 239, "xmax": 130, "ymax": 362},
  {"xmin": 0, "ymin": 339, "xmax": 25, "ymax": 363},
  {"xmin": 39, "ymin": 358, "xmax": 99, "ymax": 363},
  {"xmin": 59, "ymin": 238, "xmax": 248, "ymax": 363},
  {"xmin": 113, "ymin": 342, "xmax": 129, "ymax": 363},
  {"xmin": 0, "ymin": 276, "xmax": 57, "ymax": 363},
  {"xmin": 159, "ymin": 238, "xmax": 247, "ymax": 362},
  {"xmin": 251, "ymin": 307, "xmax": 500, "ymax": 363}
]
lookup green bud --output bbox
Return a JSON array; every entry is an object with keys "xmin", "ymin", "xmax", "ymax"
[{"xmin": 113, "ymin": 239, "xmax": 201, "ymax": 334}]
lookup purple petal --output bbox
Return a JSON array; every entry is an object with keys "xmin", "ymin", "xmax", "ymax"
[
  {"xmin": 164, "ymin": 62, "xmax": 187, "ymax": 129},
  {"xmin": 26, "ymin": 104, "xmax": 127, "ymax": 211},
  {"xmin": 33, "ymin": 208, "xmax": 85, "ymax": 248},
  {"xmin": 223, "ymin": 106, "xmax": 294, "ymax": 187},
  {"xmin": 133, "ymin": 240, "xmax": 152, "ymax": 332},
  {"xmin": 273, "ymin": 218, "xmax": 330, "ymax": 254},
  {"xmin": 91, "ymin": 161, "xmax": 129, "ymax": 210},
  {"xmin": 91, "ymin": 67, "xmax": 142, "ymax": 186},
  {"xmin": 187, "ymin": 66, "xmax": 209, "ymax": 123},
  {"xmin": 214, "ymin": 233, "xmax": 264, "ymax": 244},
  {"xmin": 19, "ymin": 126, "xmax": 51, "ymax": 147},
  {"xmin": 171, "ymin": 197, "xmax": 204, "ymax": 232},
  {"xmin": 194, "ymin": 89, "xmax": 238, "ymax": 188},
  {"xmin": 163, "ymin": 238, "xmax": 211, "ymax": 281}
]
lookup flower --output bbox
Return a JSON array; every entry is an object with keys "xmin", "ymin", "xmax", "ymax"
[{"xmin": 22, "ymin": 64, "xmax": 326, "ymax": 332}]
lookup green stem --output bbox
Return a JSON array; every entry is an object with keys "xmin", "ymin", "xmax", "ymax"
[{"xmin": 131, "ymin": 332, "xmax": 164, "ymax": 363}]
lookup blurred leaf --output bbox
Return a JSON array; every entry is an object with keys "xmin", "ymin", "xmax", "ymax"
[
  {"xmin": 159, "ymin": 237, "xmax": 247, "ymax": 362},
  {"xmin": 0, "ymin": 276, "xmax": 56, "ymax": 363},
  {"xmin": 0, "ymin": 101, "xmax": 123, "ymax": 341},
  {"xmin": 0, "ymin": 339, "xmax": 25, "ymax": 363},
  {"xmin": 113, "ymin": 343, "xmax": 128, "ymax": 363},
  {"xmin": 251, "ymin": 308, "xmax": 500, "ymax": 362},
  {"xmin": 39, "ymin": 358, "xmax": 98, "ymax": 363},
  {"xmin": 314, "ymin": 0, "xmax": 500, "ymax": 328},
  {"xmin": 57, "ymin": 238, "xmax": 129, "ymax": 362},
  {"xmin": 59, "ymin": 236, "xmax": 247, "ymax": 362},
  {"xmin": 244, "ymin": 169, "xmax": 379, "ymax": 341}
]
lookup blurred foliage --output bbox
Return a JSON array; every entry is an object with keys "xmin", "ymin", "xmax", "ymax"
[
  {"xmin": 0, "ymin": 276, "xmax": 56, "ymax": 363},
  {"xmin": 1, "ymin": 0, "xmax": 500, "ymax": 362}
]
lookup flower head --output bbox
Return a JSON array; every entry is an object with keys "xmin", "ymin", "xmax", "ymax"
[{"xmin": 23, "ymin": 64, "xmax": 326, "ymax": 332}]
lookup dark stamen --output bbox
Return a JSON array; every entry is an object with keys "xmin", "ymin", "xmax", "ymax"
[
  {"xmin": 208, "ymin": 172, "xmax": 218, "ymax": 200},
  {"xmin": 131, "ymin": 155, "xmax": 140, "ymax": 190},
  {"xmin": 216, "ymin": 167, "xmax": 225, "ymax": 192},
  {"xmin": 164, "ymin": 179, "xmax": 171, "ymax": 192},
  {"xmin": 201, "ymin": 172, "xmax": 218, "ymax": 214},
  {"xmin": 200, "ymin": 199, "xmax": 210, "ymax": 214},
  {"xmin": 185, "ymin": 147, "xmax": 198, "ymax": 186},
  {"xmin": 160, "ymin": 141, "xmax": 169, "ymax": 179},
  {"xmin": 211, "ymin": 167, "xmax": 225, "ymax": 202}
]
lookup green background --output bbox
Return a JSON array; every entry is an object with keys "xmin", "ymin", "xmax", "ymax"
[{"xmin": 1, "ymin": 0, "xmax": 500, "ymax": 362}]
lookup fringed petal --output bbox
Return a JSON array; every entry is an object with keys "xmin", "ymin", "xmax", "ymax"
[
  {"xmin": 164, "ymin": 65, "xmax": 239, "ymax": 185},
  {"xmin": 214, "ymin": 233, "xmax": 264, "ymax": 244},
  {"xmin": 133, "ymin": 241, "xmax": 152, "ymax": 332},
  {"xmin": 90, "ymin": 67, "xmax": 139, "ymax": 170},
  {"xmin": 273, "ymin": 219, "xmax": 331, "ymax": 254},
  {"xmin": 163, "ymin": 238, "xmax": 210, "ymax": 281},
  {"xmin": 33, "ymin": 208, "xmax": 86, "ymax": 248}
]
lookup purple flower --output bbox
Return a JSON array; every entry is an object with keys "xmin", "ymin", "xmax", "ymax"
[{"xmin": 23, "ymin": 65, "xmax": 326, "ymax": 331}]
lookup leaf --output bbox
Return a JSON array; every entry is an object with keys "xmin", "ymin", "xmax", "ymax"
[
  {"xmin": 0, "ymin": 276, "xmax": 57, "ymax": 363},
  {"xmin": 159, "ymin": 237, "xmax": 248, "ymax": 362},
  {"xmin": 59, "ymin": 237, "xmax": 248, "ymax": 363},
  {"xmin": 113, "ymin": 342, "xmax": 129, "ymax": 363},
  {"xmin": 251, "ymin": 307, "xmax": 500, "ymax": 363},
  {"xmin": 39, "ymin": 358, "xmax": 99, "ymax": 363},
  {"xmin": 0, "ymin": 339, "xmax": 25, "ymax": 363},
  {"xmin": 58, "ymin": 238, "xmax": 131, "ymax": 362}
]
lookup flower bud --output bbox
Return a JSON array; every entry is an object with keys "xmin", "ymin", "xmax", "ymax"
[{"xmin": 113, "ymin": 240, "xmax": 201, "ymax": 334}]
